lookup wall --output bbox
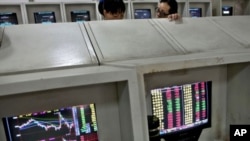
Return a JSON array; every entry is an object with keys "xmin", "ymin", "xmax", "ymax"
[{"xmin": 227, "ymin": 62, "xmax": 250, "ymax": 141}]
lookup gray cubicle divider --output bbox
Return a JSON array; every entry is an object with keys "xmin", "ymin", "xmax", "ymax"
[
  {"xmin": 0, "ymin": 27, "xmax": 3, "ymax": 46},
  {"xmin": 0, "ymin": 22, "xmax": 148, "ymax": 141},
  {"xmin": 209, "ymin": 16, "xmax": 250, "ymax": 47},
  {"xmin": 84, "ymin": 16, "xmax": 250, "ymax": 65},
  {"xmin": 84, "ymin": 19, "xmax": 184, "ymax": 63},
  {"xmin": 1, "ymin": 15, "xmax": 250, "ymax": 141},
  {"xmin": 152, "ymin": 17, "xmax": 246, "ymax": 53},
  {"xmin": 0, "ymin": 22, "xmax": 98, "ymax": 75},
  {"xmin": 85, "ymin": 16, "xmax": 250, "ymax": 141},
  {"xmin": 177, "ymin": 0, "xmax": 188, "ymax": 17},
  {"xmin": 124, "ymin": 1, "xmax": 132, "ymax": 19}
]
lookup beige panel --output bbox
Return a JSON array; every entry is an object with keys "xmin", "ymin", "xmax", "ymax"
[
  {"xmin": 0, "ymin": 23, "xmax": 98, "ymax": 75},
  {"xmin": 86, "ymin": 20, "xmax": 182, "ymax": 62}
]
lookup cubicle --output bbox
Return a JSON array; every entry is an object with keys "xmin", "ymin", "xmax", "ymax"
[
  {"xmin": 24, "ymin": 2, "xmax": 64, "ymax": 24},
  {"xmin": 1, "ymin": 15, "xmax": 250, "ymax": 141},
  {"xmin": 131, "ymin": 0, "xmax": 158, "ymax": 19},
  {"xmin": 0, "ymin": 3, "xmax": 24, "ymax": 26},
  {"xmin": 188, "ymin": 0, "xmax": 212, "ymax": 17},
  {"xmin": 0, "ymin": 66, "xmax": 146, "ymax": 141},
  {"xmin": 85, "ymin": 16, "xmax": 250, "ymax": 141},
  {"xmin": 0, "ymin": 23, "xmax": 98, "ymax": 74},
  {"xmin": 220, "ymin": 0, "xmax": 250, "ymax": 16},
  {"xmin": 177, "ymin": 0, "xmax": 188, "ymax": 17},
  {"xmin": 63, "ymin": 1, "xmax": 98, "ymax": 22},
  {"xmin": 0, "ymin": 22, "xmax": 147, "ymax": 141}
]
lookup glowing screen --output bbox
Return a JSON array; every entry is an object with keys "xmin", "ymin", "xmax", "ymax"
[
  {"xmin": 189, "ymin": 8, "xmax": 202, "ymax": 17},
  {"xmin": 2, "ymin": 104, "xmax": 98, "ymax": 141},
  {"xmin": 134, "ymin": 9, "xmax": 151, "ymax": 19},
  {"xmin": 222, "ymin": 6, "xmax": 233, "ymax": 16},
  {"xmin": 151, "ymin": 81, "xmax": 211, "ymax": 135},
  {"xmin": 71, "ymin": 10, "xmax": 90, "ymax": 22},
  {"xmin": 34, "ymin": 11, "xmax": 56, "ymax": 24},
  {"xmin": 0, "ymin": 13, "xmax": 18, "ymax": 27}
]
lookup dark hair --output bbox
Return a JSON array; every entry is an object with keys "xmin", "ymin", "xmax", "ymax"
[
  {"xmin": 160, "ymin": 0, "xmax": 178, "ymax": 14},
  {"xmin": 98, "ymin": 0, "xmax": 126, "ymax": 16}
]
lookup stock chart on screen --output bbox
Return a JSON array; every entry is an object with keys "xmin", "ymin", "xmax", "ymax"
[
  {"xmin": 151, "ymin": 81, "xmax": 211, "ymax": 135},
  {"xmin": 2, "ymin": 104, "xmax": 98, "ymax": 141}
]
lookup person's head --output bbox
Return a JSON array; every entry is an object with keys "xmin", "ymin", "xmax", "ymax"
[
  {"xmin": 156, "ymin": 0, "xmax": 178, "ymax": 18},
  {"xmin": 98, "ymin": 0, "xmax": 126, "ymax": 20}
]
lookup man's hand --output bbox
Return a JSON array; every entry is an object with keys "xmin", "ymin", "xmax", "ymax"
[{"xmin": 168, "ymin": 13, "xmax": 180, "ymax": 21}]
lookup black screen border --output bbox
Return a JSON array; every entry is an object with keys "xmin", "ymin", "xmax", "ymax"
[
  {"xmin": 70, "ymin": 10, "xmax": 91, "ymax": 22},
  {"xmin": 34, "ymin": 11, "xmax": 56, "ymax": 24},
  {"xmin": 134, "ymin": 9, "xmax": 152, "ymax": 19},
  {"xmin": 150, "ymin": 81, "xmax": 212, "ymax": 138},
  {"xmin": 2, "ymin": 104, "xmax": 99, "ymax": 141},
  {"xmin": 189, "ymin": 7, "xmax": 202, "ymax": 17},
  {"xmin": 0, "ymin": 12, "xmax": 18, "ymax": 26}
]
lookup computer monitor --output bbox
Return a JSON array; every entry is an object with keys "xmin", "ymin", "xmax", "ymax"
[
  {"xmin": 34, "ymin": 11, "xmax": 56, "ymax": 24},
  {"xmin": 151, "ymin": 81, "xmax": 212, "ymax": 141},
  {"xmin": 222, "ymin": 6, "xmax": 233, "ymax": 16},
  {"xmin": 134, "ymin": 9, "xmax": 151, "ymax": 19},
  {"xmin": 2, "ymin": 104, "xmax": 98, "ymax": 141},
  {"xmin": 189, "ymin": 8, "xmax": 202, "ymax": 18},
  {"xmin": 71, "ymin": 10, "xmax": 91, "ymax": 22},
  {"xmin": 0, "ymin": 12, "xmax": 18, "ymax": 27}
]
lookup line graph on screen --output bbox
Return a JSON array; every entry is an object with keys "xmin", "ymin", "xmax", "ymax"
[{"xmin": 3, "ymin": 104, "xmax": 98, "ymax": 141}]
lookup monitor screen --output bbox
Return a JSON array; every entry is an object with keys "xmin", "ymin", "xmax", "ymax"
[
  {"xmin": 189, "ymin": 8, "xmax": 202, "ymax": 17},
  {"xmin": 222, "ymin": 6, "xmax": 233, "ymax": 16},
  {"xmin": 0, "ymin": 12, "xmax": 18, "ymax": 27},
  {"xmin": 151, "ymin": 81, "xmax": 211, "ymax": 136},
  {"xmin": 134, "ymin": 9, "xmax": 151, "ymax": 19},
  {"xmin": 2, "ymin": 104, "xmax": 98, "ymax": 141},
  {"xmin": 71, "ymin": 10, "xmax": 90, "ymax": 22},
  {"xmin": 34, "ymin": 11, "xmax": 56, "ymax": 24}
]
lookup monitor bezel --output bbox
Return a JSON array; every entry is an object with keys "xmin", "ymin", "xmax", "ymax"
[
  {"xmin": 134, "ymin": 9, "xmax": 152, "ymax": 19},
  {"xmin": 34, "ymin": 11, "xmax": 56, "ymax": 24},
  {"xmin": 70, "ymin": 10, "xmax": 91, "ymax": 22},
  {"xmin": 2, "ymin": 103, "xmax": 99, "ymax": 141},
  {"xmin": 222, "ymin": 6, "xmax": 233, "ymax": 16},
  {"xmin": 189, "ymin": 8, "xmax": 202, "ymax": 17},
  {"xmin": 0, "ymin": 12, "xmax": 18, "ymax": 26},
  {"xmin": 150, "ymin": 81, "xmax": 212, "ymax": 138}
]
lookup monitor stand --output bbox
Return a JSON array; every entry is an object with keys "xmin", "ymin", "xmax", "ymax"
[
  {"xmin": 175, "ymin": 129, "xmax": 202, "ymax": 141},
  {"xmin": 157, "ymin": 129, "xmax": 203, "ymax": 141}
]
